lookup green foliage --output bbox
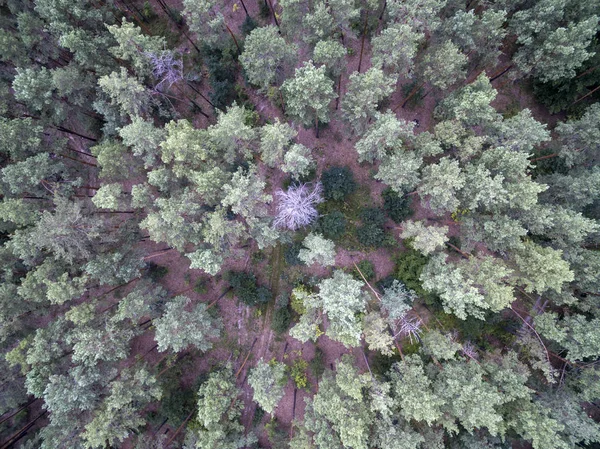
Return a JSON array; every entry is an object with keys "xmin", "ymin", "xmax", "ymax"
[
  {"xmin": 382, "ymin": 188, "xmax": 414, "ymax": 223},
  {"xmin": 316, "ymin": 210, "xmax": 347, "ymax": 240},
  {"xmin": 356, "ymin": 207, "xmax": 386, "ymax": 247},
  {"xmin": 289, "ymin": 357, "xmax": 308, "ymax": 389},
  {"xmin": 248, "ymin": 359, "xmax": 287, "ymax": 413},
  {"xmin": 282, "ymin": 60, "xmax": 337, "ymax": 128},
  {"xmin": 193, "ymin": 365, "xmax": 257, "ymax": 448},
  {"xmin": 153, "ymin": 295, "xmax": 221, "ymax": 352},
  {"xmin": 271, "ymin": 306, "xmax": 292, "ymax": 334},
  {"xmin": 240, "ymin": 25, "xmax": 297, "ymax": 90},
  {"xmin": 395, "ymin": 248, "xmax": 430, "ymax": 298},
  {"xmin": 314, "ymin": 270, "xmax": 366, "ymax": 347},
  {"xmin": 400, "ymin": 220, "xmax": 448, "ymax": 255},
  {"xmin": 228, "ymin": 271, "xmax": 271, "ymax": 306},
  {"xmin": 284, "ymin": 242, "xmax": 303, "ymax": 266},
  {"xmin": 145, "ymin": 262, "xmax": 168, "ymax": 282},
  {"xmin": 353, "ymin": 259, "xmax": 375, "ymax": 281},
  {"xmin": 341, "ymin": 68, "xmax": 397, "ymax": 134},
  {"xmin": 321, "ymin": 166, "xmax": 357, "ymax": 201},
  {"xmin": 298, "ymin": 232, "xmax": 336, "ymax": 267}
]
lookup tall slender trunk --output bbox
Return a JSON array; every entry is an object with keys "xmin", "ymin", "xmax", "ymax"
[
  {"xmin": 239, "ymin": 0, "xmax": 250, "ymax": 16},
  {"xmin": 266, "ymin": 0, "xmax": 280, "ymax": 29},
  {"xmin": 530, "ymin": 153, "xmax": 558, "ymax": 162},
  {"xmin": 58, "ymin": 153, "xmax": 97, "ymax": 167},
  {"xmin": 336, "ymin": 73, "xmax": 342, "ymax": 110},
  {"xmin": 379, "ymin": 0, "xmax": 387, "ymax": 20},
  {"xmin": 0, "ymin": 411, "xmax": 47, "ymax": 449},
  {"xmin": 185, "ymin": 81, "xmax": 218, "ymax": 109},
  {"xmin": 394, "ymin": 82, "xmax": 424, "ymax": 111},
  {"xmin": 54, "ymin": 126, "xmax": 97, "ymax": 142},
  {"xmin": 225, "ymin": 24, "xmax": 242, "ymax": 54},
  {"xmin": 357, "ymin": 11, "xmax": 369, "ymax": 73},
  {"xmin": 165, "ymin": 408, "xmax": 196, "ymax": 447},
  {"xmin": 0, "ymin": 398, "xmax": 40, "ymax": 426},
  {"xmin": 68, "ymin": 148, "xmax": 97, "ymax": 158},
  {"xmin": 572, "ymin": 84, "xmax": 600, "ymax": 106},
  {"xmin": 489, "ymin": 64, "xmax": 513, "ymax": 82}
]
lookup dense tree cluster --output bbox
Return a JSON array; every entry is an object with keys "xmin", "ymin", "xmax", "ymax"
[{"xmin": 0, "ymin": 0, "xmax": 599, "ymax": 448}]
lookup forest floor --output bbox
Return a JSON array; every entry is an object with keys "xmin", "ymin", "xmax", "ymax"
[{"xmin": 111, "ymin": 0, "xmax": 566, "ymax": 447}]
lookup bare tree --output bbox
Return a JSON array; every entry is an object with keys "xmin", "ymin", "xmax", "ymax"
[{"xmin": 274, "ymin": 182, "xmax": 323, "ymax": 230}]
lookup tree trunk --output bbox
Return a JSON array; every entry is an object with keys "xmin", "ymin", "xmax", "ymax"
[
  {"xmin": 54, "ymin": 126, "xmax": 97, "ymax": 142},
  {"xmin": 58, "ymin": 153, "xmax": 97, "ymax": 167},
  {"xmin": 357, "ymin": 10, "xmax": 369, "ymax": 73},
  {"xmin": 571, "ymin": 84, "xmax": 600, "ymax": 106},
  {"xmin": 0, "ymin": 411, "xmax": 47, "ymax": 449},
  {"xmin": 225, "ymin": 24, "xmax": 242, "ymax": 55},
  {"xmin": 379, "ymin": 0, "xmax": 387, "ymax": 20},
  {"xmin": 186, "ymin": 81, "xmax": 218, "ymax": 109},
  {"xmin": 239, "ymin": 0, "xmax": 250, "ymax": 16},
  {"xmin": 165, "ymin": 408, "xmax": 196, "ymax": 447},
  {"xmin": 395, "ymin": 82, "xmax": 424, "ymax": 111},
  {"xmin": 489, "ymin": 64, "xmax": 513, "ymax": 82},
  {"xmin": 68, "ymin": 148, "xmax": 97, "ymax": 158},
  {"xmin": 0, "ymin": 398, "xmax": 40, "ymax": 426},
  {"xmin": 530, "ymin": 153, "xmax": 558, "ymax": 162},
  {"xmin": 336, "ymin": 73, "xmax": 342, "ymax": 110},
  {"xmin": 266, "ymin": 0, "xmax": 280, "ymax": 29}
]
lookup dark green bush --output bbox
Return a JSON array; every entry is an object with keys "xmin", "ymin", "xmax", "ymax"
[
  {"xmin": 353, "ymin": 260, "xmax": 375, "ymax": 281},
  {"xmin": 271, "ymin": 306, "xmax": 292, "ymax": 334},
  {"xmin": 203, "ymin": 44, "xmax": 239, "ymax": 110},
  {"xmin": 317, "ymin": 210, "xmax": 347, "ymax": 240},
  {"xmin": 371, "ymin": 351, "xmax": 402, "ymax": 377},
  {"xmin": 321, "ymin": 166, "xmax": 357, "ymax": 201},
  {"xmin": 382, "ymin": 187, "xmax": 414, "ymax": 223},
  {"xmin": 146, "ymin": 262, "xmax": 168, "ymax": 281},
  {"xmin": 309, "ymin": 347, "xmax": 326, "ymax": 378},
  {"xmin": 356, "ymin": 208, "xmax": 386, "ymax": 247},
  {"xmin": 252, "ymin": 406, "xmax": 265, "ymax": 426},
  {"xmin": 241, "ymin": 16, "xmax": 258, "ymax": 36},
  {"xmin": 284, "ymin": 242, "xmax": 303, "ymax": 266},
  {"xmin": 530, "ymin": 149, "xmax": 569, "ymax": 178},
  {"xmin": 194, "ymin": 278, "xmax": 208, "ymax": 294},
  {"xmin": 395, "ymin": 248, "xmax": 429, "ymax": 297},
  {"xmin": 228, "ymin": 271, "xmax": 271, "ymax": 306},
  {"xmin": 159, "ymin": 385, "xmax": 196, "ymax": 426},
  {"xmin": 531, "ymin": 51, "xmax": 600, "ymax": 115}
]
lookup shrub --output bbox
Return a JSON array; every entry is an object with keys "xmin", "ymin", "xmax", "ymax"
[
  {"xmin": 353, "ymin": 260, "xmax": 375, "ymax": 281},
  {"xmin": 284, "ymin": 242, "xmax": 303, "ymax": 266},
  {"xmin": 228, "ymin": 271, "xmax": 271, "ymax": 306},
  {"xmin": 394, "ymin": 249, "xmax": 429, "ymax": 297},
  {"xmin": 382, "ymin": 187, "xmax": 414, "ymax": 223},
  {"xmin": 290, "ymin": 286, "xmax": 309, "ymax": 315},
  {"xmin": 356, "ymin": 207, "xmax": 386, "ymax": 247},
  {"xmin": 146, "ymin": 262, "xmax": 168, "ymax": 281},
  {"xmin": 203, "ymin": 43, "xmax": 239, "ymax": 109},
  {"xmin": 194, "ymin": 279, "xmax": 208, "ymax": 294},
  {"xmin": 321, "ymin": 166, "xmax": 357, "ymax": 201},
  {"xmin": 316, "ymin": 210, "xmax": 347, "ymax": 240},
  {"xmin": 159, "ymin": 385, "xmax": 196, "ymax": 426},
  {"xmin": 289, "ymin": 358, "xmax": 308, "ymax": 388},
  {"xmin": 272, "ymin": 306, "xmax": 292, "ymax": 334},
  {"xmin": 241, "ymin": 16, "xmax": 258, "ymax": 36},
  {"xmin": 309, "ymin": 347, "xmax": 326, "ymax": 378}
]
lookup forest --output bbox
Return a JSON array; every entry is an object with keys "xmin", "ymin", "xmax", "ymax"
[{"xmin": 0, "ymin": 0, "xmax": 599, "ymax": 448}]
